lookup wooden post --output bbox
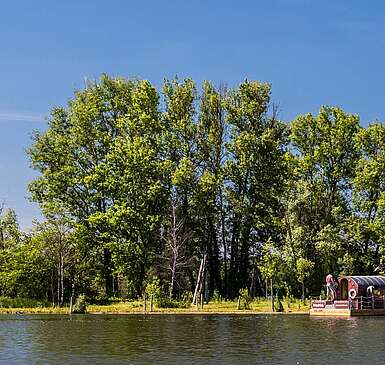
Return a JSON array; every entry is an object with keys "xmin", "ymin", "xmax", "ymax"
[
  {"xmin": 360, "ymin": 296, "xmax": 363, "ymax": 310},
  {"xmin": 150, "ymin": 294, "xmax": 154, "ymax": 312},
  {"xmin": 200, "ymin": 293, "xmax": 204, "ymax": 310},
  {"xmin": 372, "ymin": 295, "xmax": 374, "ymax": 309},
  {"xmin": 270, "ymin": 279, "xmax": 274, "ymax": 312},
  {"xmin": 237, "ymin": 296, "xmax": 241, "ymax": 310},
  {"xmin": 143, "ymin": 293, "xmax": 147, "ymax": 313}
]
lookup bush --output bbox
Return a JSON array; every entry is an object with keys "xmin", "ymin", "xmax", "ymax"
[
  {"xmin": 212, "ymin": 290, "xmax": 221, "ymax": 303},
  {"xmin": 239, "ymin": 288, "xmax": 251, "ymax": 309},
  {"xmin": 72, "ymin": 294, "xmax": 87, "ymax": 314},
  {"xmin": 180, "ymin": 291, "xmax": 193, "ymax": 307},
  {"xmin": 145, "ymin": 277, "xmax": 161, "ymax": 303}
]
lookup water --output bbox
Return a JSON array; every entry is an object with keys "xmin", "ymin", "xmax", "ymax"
[{"xmin": 0, "ymin": 314, "xmax": 384, "ymax": 364}]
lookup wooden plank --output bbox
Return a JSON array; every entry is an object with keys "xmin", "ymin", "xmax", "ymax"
[{"xmin": 310, "ymin": 308, "xmax": 351, "ymax": 316}]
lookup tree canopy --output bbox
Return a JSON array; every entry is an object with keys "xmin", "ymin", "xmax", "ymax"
[{"xmin": 0, "ymin": 74, "xmax": 383, "ymax": 304}]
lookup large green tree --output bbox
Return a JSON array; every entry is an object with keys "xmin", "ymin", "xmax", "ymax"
[{"xmin": 224, "ymin": 80, "xmax": 289, "ymax": 297}]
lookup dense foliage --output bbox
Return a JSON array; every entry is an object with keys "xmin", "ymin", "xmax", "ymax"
[{"xmin": 1, "ymin": 74, "xmax": 384, "ymax": 305}]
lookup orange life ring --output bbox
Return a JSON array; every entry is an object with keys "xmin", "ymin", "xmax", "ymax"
[{"xmin": 349, "ymin": 288, "xmax": 357, "ymax": 299}]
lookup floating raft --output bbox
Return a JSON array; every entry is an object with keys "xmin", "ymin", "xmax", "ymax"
[{"xmin": 310, "ymin": 276, "xmax": 385, "ymax": 316}]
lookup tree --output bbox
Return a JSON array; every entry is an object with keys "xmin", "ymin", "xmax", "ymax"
[
  {"xmin": 29, "ymin": 75, "xmax": 167, "ymax": 297},
  {"xmin": 31, "ymin": 216, "xmax": 76, "ymax": 306},
  {"xmin": 224, "ymin": 80, "xmax": 289, "ymax": 297},
  {"xmin": 289, "ymin": 106, "xmax": 361, "ymax": 288},
  {"xmin": 351, "ymin": 123, "xmax": 385, "ymax": 273},
  {"xmin": 193, "ymin": 81, "xmax": 228, "ymax": 297},
  {"xmin": 160, "ymin": 191, "xmax": 191, "ymax": 299}
]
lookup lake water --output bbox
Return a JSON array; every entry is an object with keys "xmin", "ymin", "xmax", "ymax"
[{"xmin": 0, "ymin": 313, "xmax": 384, "ymax": 364}]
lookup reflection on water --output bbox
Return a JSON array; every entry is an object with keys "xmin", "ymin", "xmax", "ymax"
[{"xmin": 0, "ymin": 314, "xmax": 384, "ymax": 364}]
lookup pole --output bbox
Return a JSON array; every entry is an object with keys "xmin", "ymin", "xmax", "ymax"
[{"xmin": 270, "ymin": 279, "xmax": 274, "ymax": 312}]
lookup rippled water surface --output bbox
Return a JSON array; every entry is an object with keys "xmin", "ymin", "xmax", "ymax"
[{"xmin": 0, "ymin": 314, "xmax": 384, "ymax": 364}]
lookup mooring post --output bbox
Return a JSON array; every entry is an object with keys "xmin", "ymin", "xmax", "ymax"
[
  {"xmin": 143, "ymin": 293, "xmax": 147, "ymax": 313},
  {"xmin": 200, "ymin": 293, "xmax": 204, "ymax": 310},
  {"xmin": 237, "ymin": 296, "xmax": 241, "ymax": 310},
  {"xmin": 270, "ymin": 279, "xmax": 274, "ymax": 312},
  {"xmin": 372, "ymin": 295, "xmax": 374, "ymax": 309},
  {"xmin": 360, "ymin": 296, "xmax": 363, "ymax": 310}
]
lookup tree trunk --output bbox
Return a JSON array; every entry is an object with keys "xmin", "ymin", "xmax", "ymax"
[
  {"xmin": 60, "ymin": 254, "xmax": 64, "ymax": 306},
  {"xmin": 192, "ymin": 254, "xmax": 206, "ymax": 305},
  {"xmin": 229, "ymin": 220, "xmax": 239, "ymax": 298},
  {"xmin": 301, "ymin": 281, "xmax": 305, "ymax": 303},
  {"xmin": 69, "ymin": 280, "xmax": 75, "ymax": 314},
  {"xmin": 57, "ymin": 261, "xmax": 60, "ymax": 307},
  {"xmin": 51, "ymin": 269, "xmax": 55, "ymax": 307},
  {"xmin": 221, "ymin": 198, "xmax": 228, "ymax": 299},
  {"xmin": 169, "ymin": 255, "xmax": 176, "ymax": 300},
  {"xmin": 103, "ymin": 248, "xmax": 113, "ymax": 297}
]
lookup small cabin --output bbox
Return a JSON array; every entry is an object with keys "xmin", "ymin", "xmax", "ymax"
[{"xmin": 338, "ymin": 276, "xmax": 385, "ymax": 302}]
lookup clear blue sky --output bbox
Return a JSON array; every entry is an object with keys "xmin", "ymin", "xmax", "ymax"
[{"xmin": 1, "ymin": 0, "xmax": 385, "ymax": 229}]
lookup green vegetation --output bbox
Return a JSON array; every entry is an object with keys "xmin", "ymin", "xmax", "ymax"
[
  {"xmin": 0, "ymin": 74, "xmax": 384, "ymax": 310},
  {"xmin": 87, "ymin": 297, "xmax": 309, "ymax": 314}
]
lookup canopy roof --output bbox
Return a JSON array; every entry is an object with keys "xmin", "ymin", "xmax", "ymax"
[{"xmin": 343, "ymin": 276, "xmax": 385, "ymax": 289}]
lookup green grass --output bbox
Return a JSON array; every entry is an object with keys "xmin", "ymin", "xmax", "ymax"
[
  {"xmin": 0, "ymin": 296, "xmax": 67, "ymax": 314},
  {"xmin": 0, "ymin": 296, "xmax": 310, "ymax": 314},
  {"xmin": 0, "ymin": 296, "xmax": 52, "ymax": 308},
  {"xmin": 88, "ymin": 297, "xmax": 310, "ymax": 314},
  {"xmin": 0, "ymin": 307, "xmax": 68, "ymax": 314}
]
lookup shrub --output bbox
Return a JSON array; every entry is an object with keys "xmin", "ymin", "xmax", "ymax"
[
  {"xmin": 72, "ymin": 294, "xmax": 87, "ymax": 314},
  {"xmin": 145, "ymin": 277, "xmax": 161, "ymax": 303},
  {"xmin": 180, "ymin": 291, "xmax": 193, "ymax": 307},
  {"xmin": 239, "ymin": 288, "xmax": 251, "ymax": 309},
  {"xmin": 213, "ymin": 290, "xmax": 222, "ymax": 304}
]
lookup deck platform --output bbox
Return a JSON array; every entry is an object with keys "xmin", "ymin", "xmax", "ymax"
[{"xmin": 310, "ymin": 299, "xmax": 385, "ymax": 316}]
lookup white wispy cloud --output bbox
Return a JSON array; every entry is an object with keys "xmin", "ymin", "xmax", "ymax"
[{"xmin": 0, "ymin": 112, "xmax": 46, "ymax": 123}]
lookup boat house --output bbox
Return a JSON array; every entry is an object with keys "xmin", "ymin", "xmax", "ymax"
[{"xmin": 310, "ymin": 276, "xmax": 385, "ymax": 316}]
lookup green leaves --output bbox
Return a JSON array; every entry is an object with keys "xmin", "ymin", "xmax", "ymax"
[{"xmin": 25, "ymin": 73, "xmax": 385, "ymax": 302}]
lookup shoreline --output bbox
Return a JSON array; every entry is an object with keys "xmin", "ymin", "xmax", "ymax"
[
  {"xmin": 0, "ymin": 298, "xmax": 310, "ymax": 315},
  {"xmin": 0, "ymin": 308, "xmax": 309, "ymax": 315},
  {"xmin": 88, "ymin": 310, "xmax": 309, "ymax": 315}
]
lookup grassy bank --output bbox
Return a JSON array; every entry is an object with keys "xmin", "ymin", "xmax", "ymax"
[
  {"xmin": 0, "ymin": 307, "xmax": 69, "ymax": 314},
  {"xmin": 0, "ymin": 297, "xmax": 310, "ymax": 314},
  {"xmin": 88, "ymin": 298, "xmax": 310, "ymax": 314}
]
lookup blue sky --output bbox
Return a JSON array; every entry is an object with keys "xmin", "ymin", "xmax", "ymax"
[{"xmin": 1, "ymin": 0, "xmax": 385, "ymax": 229}]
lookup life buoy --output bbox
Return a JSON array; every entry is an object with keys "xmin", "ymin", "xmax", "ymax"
[{"xmin": 349, "ymin": 288, "xmax": 357, "ymax": 299}]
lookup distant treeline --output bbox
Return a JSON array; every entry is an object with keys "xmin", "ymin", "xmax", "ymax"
[{"xmin": 0, "ymin": 74, "xmax": 383, "ymax": 305}]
